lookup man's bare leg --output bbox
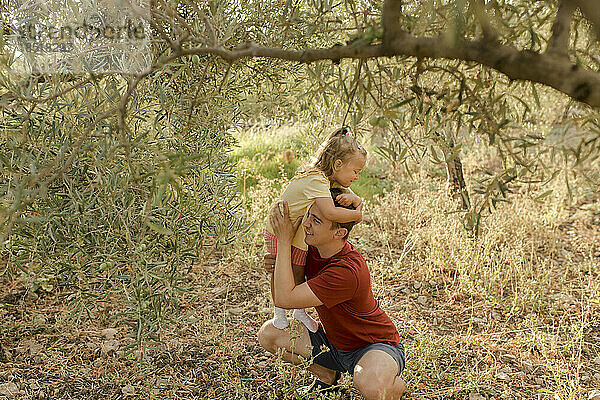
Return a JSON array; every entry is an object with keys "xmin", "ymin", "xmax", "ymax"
[
  {"xmin": 257, "ymin": 318, "xmax": 337, "ymax": 384},
  {"xmin": 353, "ymin": 350, "xmax": 406, "ymax": 400}
]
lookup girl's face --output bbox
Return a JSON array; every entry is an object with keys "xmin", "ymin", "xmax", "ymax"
[{"xmin": 331, "ymin": 153, "xmax": 366, "ymax": 187}]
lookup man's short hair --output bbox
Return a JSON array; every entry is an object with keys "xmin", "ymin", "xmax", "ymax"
[{"xmin": 329, "ymin": 188, "xmax": 356, "ymax": 240}]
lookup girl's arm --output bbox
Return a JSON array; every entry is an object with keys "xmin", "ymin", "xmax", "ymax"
[{"xmin": 314, "ymin": 197, "xmax": 362, "ymax": 223}]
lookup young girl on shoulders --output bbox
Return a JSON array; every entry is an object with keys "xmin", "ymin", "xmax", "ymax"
[{"xmin": 264, "ymin": 126, "xmax": 367, "ymax": 332}]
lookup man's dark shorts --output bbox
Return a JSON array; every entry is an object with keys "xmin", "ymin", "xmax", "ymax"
[{"xmin": 308, "ymin": 324, "xmax": 406, "ymax": 376}]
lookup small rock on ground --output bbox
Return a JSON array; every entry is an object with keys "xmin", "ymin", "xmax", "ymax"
[
  {"xmin": 588, "ymin": 389, "xmax": 600, "ymax": 400},
  {"xmin": 469, "ymin": 392, "xmax": 486, "ymax": 400},
  {"xmin": 101, "ymin": 328, "xmax": 118, "ymax": 339},
  {"xmin": 122, "ymin": 384, "xmax": 136, "ymax": 396},
  {"xmin": 495, "ymin": 372, "xmax": 510, "ymax": 381},
  {"xmin": 0, "ymin": 382, "xmax": 19, "ymax": 397},
  {"xmin": 101, "ymin": 339, "xmax": 119, "ymax": 355}
]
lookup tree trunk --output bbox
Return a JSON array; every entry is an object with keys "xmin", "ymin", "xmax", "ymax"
[
  {"xmin": 445, "ymin": 154, "xmax": 470, "ymax": 210},
  {"xmin": 433, "ymin": 132, "xmax": 470, "ymax": 209}
]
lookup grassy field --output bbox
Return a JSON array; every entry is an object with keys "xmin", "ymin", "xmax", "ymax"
[{"xmin": 0, "ymin": 124, "xmax": 598, "ymax": 399}]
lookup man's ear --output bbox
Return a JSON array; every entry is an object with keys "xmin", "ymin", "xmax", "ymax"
[
  {"xmin": 333, "ymin": 159, "xmax": 343, "ymax": 171},
  {"xmin": 334, "ymin": 227, "xmax": 347, "ymax": 240}
]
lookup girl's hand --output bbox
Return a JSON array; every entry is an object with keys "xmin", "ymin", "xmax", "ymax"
[
  {"xmin": 336, "ymin": 192, "xmax": 362, "ymax": 208},
  {"xmin": 269, "ymin": 201, "xmax": 302, "ymax": 244}
]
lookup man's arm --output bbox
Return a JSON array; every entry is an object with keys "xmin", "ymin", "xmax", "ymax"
[
  {"xmin": 275, "ymin": 281, "xmax": 323, "ymax": 309},
  {"xmin": 269, "ymin": 202, "xmax": 324, "ymax": 310}
]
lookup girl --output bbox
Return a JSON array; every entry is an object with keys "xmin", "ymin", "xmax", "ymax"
[{"xmin": 264, "ymin": 126, "xmax": 367, "ymax": 332}]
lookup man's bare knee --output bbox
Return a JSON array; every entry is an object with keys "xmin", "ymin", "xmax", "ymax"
[
  {"xmin": 258, "ymin": 319, "xmax": 296, "ymax": 353},
  {"xmin": 354, "ymin": 368, "xmax": 385, "ymax": 400},
  {"xmin": 354, "ymin": 378, "xmax": 401, "ymax": 400},
  {"xmin": 258, "ymin": 320, "xmax": 277, "ymax": 353},
  {"xmin": 353, "ymin": 350, "xmax": 404, "ymax": 400}
]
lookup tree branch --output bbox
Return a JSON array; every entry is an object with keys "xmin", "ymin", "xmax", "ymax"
[
  {"xmin": 383, "ymin": 0, "xmax": 406, "ymax": 50},
  {"xmin": 18, "ymin": 77, "xmax": 94, "ymax": 103},
  {"xmin": 180, "ymin": 42, "xmax": 386, "ymax": 63},
  {"xmin": 150, "ymin": 4, "xmax": 179, "ymax": 51},
  {"xmin": 471, "ymin": 0, "xmax": 498, "ymax": 42},
  {"xmin": 180, "ymin": 35, "xmax": 600, "ymax": 108},
  {"xmin": 155, "ymin": 0, "xmax": 195, "ymax": 38},
  {"xmin": 547, "ymin": 0, "xmax": 574, "ymax": 55},
  {"xmin": 188, "ymin": 1, "xmax": 218, "ymax": 46},
  {"xmin": 386, "ymin": 34, "xmax": 600, "ymax": 106}
]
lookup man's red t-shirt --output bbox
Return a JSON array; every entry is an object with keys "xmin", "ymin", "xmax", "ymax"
[{"xmin": 306, "ymin": 242, "xmax": 400, "ymax": 351}]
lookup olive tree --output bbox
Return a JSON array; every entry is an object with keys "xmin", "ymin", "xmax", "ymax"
[
  {"xmin": 163, "ymin": 0, "xmax": 599, "ymax": 230},
  {"xmin": 0, "ymin": 2, "xmax": 252, "ymax": 346}
]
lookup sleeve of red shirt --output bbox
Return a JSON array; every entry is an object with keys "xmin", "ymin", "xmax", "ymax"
[{"xmin": 306, "ymin": 264, "xmax": 358, "ymax": 308}]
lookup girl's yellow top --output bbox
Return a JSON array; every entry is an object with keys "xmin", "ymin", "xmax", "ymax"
[{"xmin": 265, "ymin": 168, "xmax": 331, "ymax": 251}]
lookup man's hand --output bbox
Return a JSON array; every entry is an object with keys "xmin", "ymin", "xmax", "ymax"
[
  {"xmin": 269, "ymin": 201, "xmax": 302, "ymax": 244},
  {"xmin": 354, "ymin": 203, "xmax": 363, "ymax": 223},
  {"xmin": 336, "ymin": 192, "xmax": 362, "ymax": 208},
  {"xmin": 263, "ymin": 253, "xmax": 276, "ymax": 274}
]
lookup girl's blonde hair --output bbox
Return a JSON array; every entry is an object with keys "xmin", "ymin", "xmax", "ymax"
[{"xmin": 312, "ymin": 127, "xmax": 367, "ymax": 177}]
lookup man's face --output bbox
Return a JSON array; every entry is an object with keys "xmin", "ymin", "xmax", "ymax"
[{"xmin": 303, "ymin": 204, "xmax": 343, "ymax": 247}]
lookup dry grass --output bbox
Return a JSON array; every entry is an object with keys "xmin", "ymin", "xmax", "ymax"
[
  {"xmin": 363, "ymin": 174, "xmax": 599, "ymax": 400},
  {"xmin": 0, "ymin": 128, "xmax": 599, "ymax": 400}
]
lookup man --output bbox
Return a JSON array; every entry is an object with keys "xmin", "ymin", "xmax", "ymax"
[{"xmin": 257, "ymin": 189, "xmax": 406, "ymax": 400}]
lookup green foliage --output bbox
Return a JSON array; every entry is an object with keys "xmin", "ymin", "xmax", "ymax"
[{"xmin": 0, "ymin": 54, "xmax": 247, "ymax": 348}]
